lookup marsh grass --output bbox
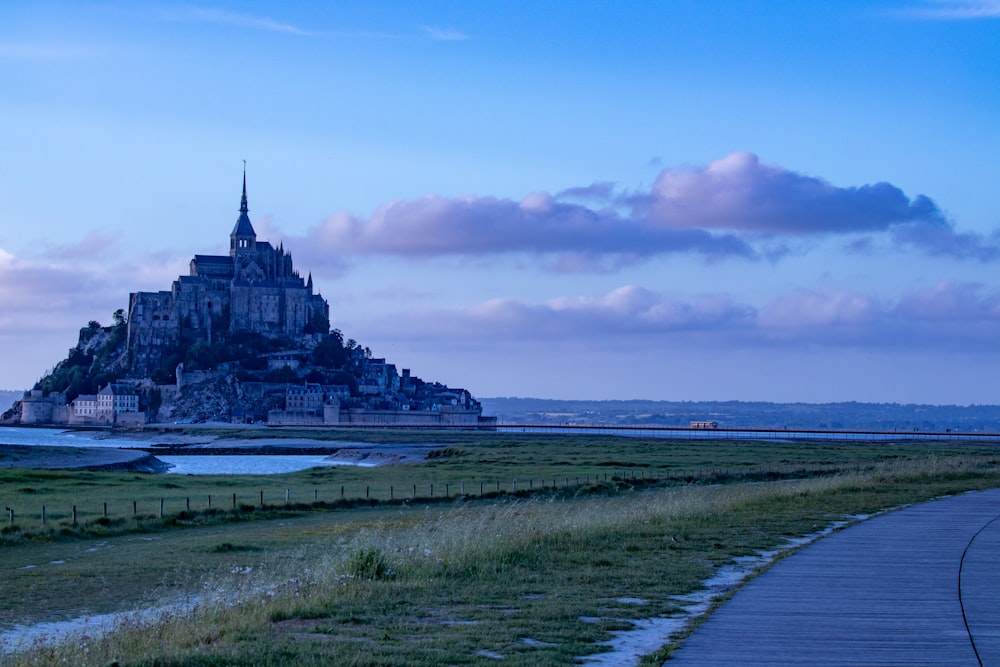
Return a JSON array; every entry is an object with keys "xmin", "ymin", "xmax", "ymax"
[
  {"xmin": 5, "ymin": 453, "xmax": 1000, "ymax": 666},
  {"xmin": 3, "ymin": 434, "xmax": 997, "ymax": 544}
]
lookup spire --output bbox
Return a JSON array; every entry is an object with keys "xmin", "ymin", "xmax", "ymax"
[
  {"xmin": 240, "ymin": 160, "xmax": 249, "ymax": 215},
  {"xmin": 230, "ymin": 161, "xmax": 257, "ymax": 257}
]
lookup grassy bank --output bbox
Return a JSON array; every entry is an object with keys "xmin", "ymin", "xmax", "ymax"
[
  {"xmin": 3, "ymin": 433, "xmax": 997, "ymax": 542},
  {"xmin": 3, "ymin": 449, "xmax": 1000, "ymax": 666}
]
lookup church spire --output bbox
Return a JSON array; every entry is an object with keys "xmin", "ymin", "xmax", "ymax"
[
  {"xmin": 231, "ymin": 161, "xmax": 257, "ymax": 258},
  {"xmin": 240, "ymin": 160, "xmax": 248, "ymax": 215}
]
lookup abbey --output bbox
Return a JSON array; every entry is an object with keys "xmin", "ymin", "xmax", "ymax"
[{"xmin": 126, "ymin": 172, "xmax": 330, "ymax": 375}]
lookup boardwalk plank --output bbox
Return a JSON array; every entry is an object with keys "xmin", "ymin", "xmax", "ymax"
[{"xmin": 667, "ymin": 489, "xmax": 1000, "ymax": 666}]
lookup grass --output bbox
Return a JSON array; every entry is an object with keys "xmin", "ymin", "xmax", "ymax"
[
  {"xmin": 3, "ymin": 431, "xmax": 997, "ymax": 541},
  {"xmin": 1, "ymin": 435, "xmax": 1000, "ymax": 665}
]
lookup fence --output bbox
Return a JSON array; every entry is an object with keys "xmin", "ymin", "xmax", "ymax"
[{"xmin": 1, "ymin": 463, "xmax": 857, "ymax": 533}]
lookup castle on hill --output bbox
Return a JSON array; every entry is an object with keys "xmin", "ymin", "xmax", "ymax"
[
  {"xmin": 4, "ymin": 169, "xmax": 494, "ymax": 428},
  {"xmin": 126, "ymin": 171, "xmax": 329, "ymax": 376}
]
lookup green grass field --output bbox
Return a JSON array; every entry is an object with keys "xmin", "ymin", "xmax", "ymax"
[{"xmin": 2, "ymin": 431, "xmax": 1000, "ymax": 666}]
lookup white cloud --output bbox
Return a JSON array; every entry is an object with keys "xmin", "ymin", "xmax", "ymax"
[{"xmin": 897, "ymin": 0, "xmax": 1000, "ymax": 19}]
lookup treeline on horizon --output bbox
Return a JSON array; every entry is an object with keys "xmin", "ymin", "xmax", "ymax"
[{"xmin": 479, "ymin": 397, "xmax": 1000, "ymax": 432}]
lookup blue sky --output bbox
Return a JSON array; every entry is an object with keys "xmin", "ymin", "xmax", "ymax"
[{"xmin": 2, "ymin": 1, "xmax": 999, "ymax": 403}]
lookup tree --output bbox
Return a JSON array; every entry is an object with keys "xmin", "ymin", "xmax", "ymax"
[
  {"xmin": 303, "ymin": 312, "xmax": 330, "ymax": 335},
  {"xmin": 112, "ymin": 308, "xmax": 127, "ymax": 328}
]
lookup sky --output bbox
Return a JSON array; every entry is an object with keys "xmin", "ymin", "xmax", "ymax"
[{"xmin": 1, "ymin": 1, "xmax": 999, "ymax": 404}]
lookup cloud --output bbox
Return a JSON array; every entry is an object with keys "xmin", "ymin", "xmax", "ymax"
[
  {"xmin": 38, "ymin": 231, "xmax": 119, "ymax": 261},
  {"xmin": 896, "ymin": 0, "xmax": 1000, "ymax": 19},
  {"xmin": 359, "ymin": 281, "xmax": 1000, "ymax": 355},
  {"xmin": 163, "ymin": 8, "xmax": 314, "ymax": 35},
  {"xmin": 419, "ymin": 26, "xmax": 471, "ymax": 41},
  {"xmin": 757, "ymin": 288, "xmax": 879, "ymax": 329},
  {"xmin": 0, "ymin": 245, "xmax": 185, "ymax": 337},
  {"xmin": 294, "ymin": 193, "xmax": 755, "ymax": 270},
  {"xmin": 895, "ymin": 281, "xmax": 1000, "ymax": 320},
  {"xmin": 634, "ymin": 151, "xmax": 945, "ymax": 235},
  {"xmin": 290, "ymin": 153, "xmax": 995, "ymax": 271}
]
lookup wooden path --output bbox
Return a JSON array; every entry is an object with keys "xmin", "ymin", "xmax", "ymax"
[{"xmin": 667, "ymin": 488, "xmax": 1000, "ymax": 666}]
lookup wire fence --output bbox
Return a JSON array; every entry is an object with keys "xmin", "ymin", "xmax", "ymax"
[{"xmin": 1, "ymin": 463, "xmax": 857, "ymax": 532}]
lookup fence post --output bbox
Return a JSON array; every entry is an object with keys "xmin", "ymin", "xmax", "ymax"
[
  {"xmin": 341, "ymin": 485, "xmax": 345, "ymax": 499},
  {"xmin": 314, "ymin": 489, "xmax": 318, "ymax": 502},
  {"xmin": 5, "ymin": 507, "xmax": 12, "ymax": 526},
  {"xmin": 461, "ymin": 482, "xmax": 465, "ymax": 495},
  {"xmin": 208, "ymin": 495, "xmax": 212, "ymax": 508},
  {"xmin": 446, "ymin": 483, "xmax": 449, "ymax": 497},
  {"xmin": 42, "ymin": 505, "xmax": 46, "ymax": 525},
  {"xmin": 186, "ymin": 497, "xmax": 190, "ymax": 512},
  {"xmin": 104, "ymin": 502, "xmax": 108, "ymax": 518},
  {"xmin": 366, "ymin": 486, "xmax": 370, "ymax": 498},
  {"xmin": 233, "ymin": 493, "xmax": 237, "ymax": 509},
  {"xmin": 259, "ymin": 490, "xmax": 264, "ymax": 507},
  {"xmin": 72, "ymin": 505, "xmax": 77, "ymax": 526},
  {"xmin": 159, "ymin": 499, "xmax": 164, "ymax": 519},
  {"xmin": 413, "ymin": 484, "xmax": 416, "ymax": 499},
  {"xmin": 286, "ymin": 489, "xmax": 290, "ymax": 504},
  {"xmin": 390, "ymin": 486, "xmax": 394, "ymax": 500},
  {"xmin": 430, "ymin": 484, "xmax": 433, "ymax": 497},
  {"xmin": 133, "ymin": 500, "xmax": 137, "ymax": 515}
]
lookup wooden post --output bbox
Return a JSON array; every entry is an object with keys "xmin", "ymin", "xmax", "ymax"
[
  {"xmin": 259, "ymin": 490, "xmax": 264, "ymax": 507},
  {"xmin": 413, "ymin": 484, "xmax": 416, "ymax": 499},
  {"xmin": 104, "ymin": 502, "xmax": 108, "ymax": 517},
  {"xmin": 186, "ymin": 497, "xmax": 190, "ymax": 511},
  {"xmin": 430, "ymin": 484, "xmax": 433, "ymax": 497},
  {"xmin": 72, "ymin": 505, "xmax": 77, "ymax": 526},
  {"xmin": 366, "ymin": 486, "xmax": 369, "ymax": 498},
  {"xmin": 208, "ymin": 495, "xmax": 212, "ymax": 508},
  {"xmin": 286, "ymin": 489, "xmax": 290, "ymax": 504},
  {"xmin": 390, "ymin": 486, "xmax": 394, "ymax": 500},
  {"xmin": 461, "ymin": 482, "xmax": 465, "ymax": 495},
  {"xmin": 446, "ymin": 483, "xmax": 449, "ymax": 497},
  {"xmin": 314, "ymin": 489, "xmax": 318, "ymax": 502},
  {"xmin": 42, "ymin": 505, "xmax": 46, "ymax": 525},
  {"xmin": 480, "ymin": 481, "xmax": 483, "ymax": 495},
  {"xmin": 133, "ymin": 500, "xmax": 137, "ymax": 515},
  {"xmin": 5, "ymin": 507, "xmax": 12, "ymax": 526},
  {"xmin": 159, "ymin": 499, "xmax": 164, "ymax": 518},
  {"xmin": 233, "ymin": 493, "xmax": 237, "ymax": 509},
  {"xmin": 341, "ymin": 485, "xmax": 345, "ymax": 499}
]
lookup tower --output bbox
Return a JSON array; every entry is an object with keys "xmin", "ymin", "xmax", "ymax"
[{"xmin": 230, "ymin": 165, "xmax": 257, "ymax": 259}]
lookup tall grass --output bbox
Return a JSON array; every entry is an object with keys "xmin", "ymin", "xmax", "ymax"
[{"xmin": 6, "ymin": 454, "xmax": 999, "ymax": 666}]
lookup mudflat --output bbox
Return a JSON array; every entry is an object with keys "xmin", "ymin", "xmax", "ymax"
[{"xmin": 0, "ymin": 445, "xmax": 168, "ymax": 471}]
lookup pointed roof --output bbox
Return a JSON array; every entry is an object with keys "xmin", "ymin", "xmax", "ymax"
[{"xmin": 231, "ymin": 165, "xmax": 257, "ymax": 238}]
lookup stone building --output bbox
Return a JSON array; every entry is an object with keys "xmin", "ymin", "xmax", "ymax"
[{"xmin": 126, "ymin": 171, "xmax": 329, "ymax": 375}]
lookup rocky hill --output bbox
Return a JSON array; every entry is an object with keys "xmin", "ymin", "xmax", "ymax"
[{"xmin": 2, "ymin": 308, "xmax": 484, "ymax": 426}]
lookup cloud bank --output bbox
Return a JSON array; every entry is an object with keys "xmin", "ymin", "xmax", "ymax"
[
  {"xmin": 363, "ymin": 281, "xmax": 1000, "ymax": 351},
  {"xmin": 292, "ymin": 153, "xmax": 996, "ymax": 270}
]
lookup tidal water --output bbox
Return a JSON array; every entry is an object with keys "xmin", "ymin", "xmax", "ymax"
[{"xmin": 0, "ymin": 427, "xmax": 399, "ymax": 475}]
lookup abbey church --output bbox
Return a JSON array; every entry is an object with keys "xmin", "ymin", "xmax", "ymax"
[{"xmin": 126, "ymin": 172, "xmax": 330, "ymax": 375}]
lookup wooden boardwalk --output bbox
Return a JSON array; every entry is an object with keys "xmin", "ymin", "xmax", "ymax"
[{"xmin": 667, "ymin": 488, "xmax": 1000, "ymax": 666}]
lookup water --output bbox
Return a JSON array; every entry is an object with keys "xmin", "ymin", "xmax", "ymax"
[
  {"xmin": 0, "ymin": 427, "xmax": 432, "ymax": 475},
  {"xmin": 158, "ymin": 454, "xmax": 362, "ymax": 475}
]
